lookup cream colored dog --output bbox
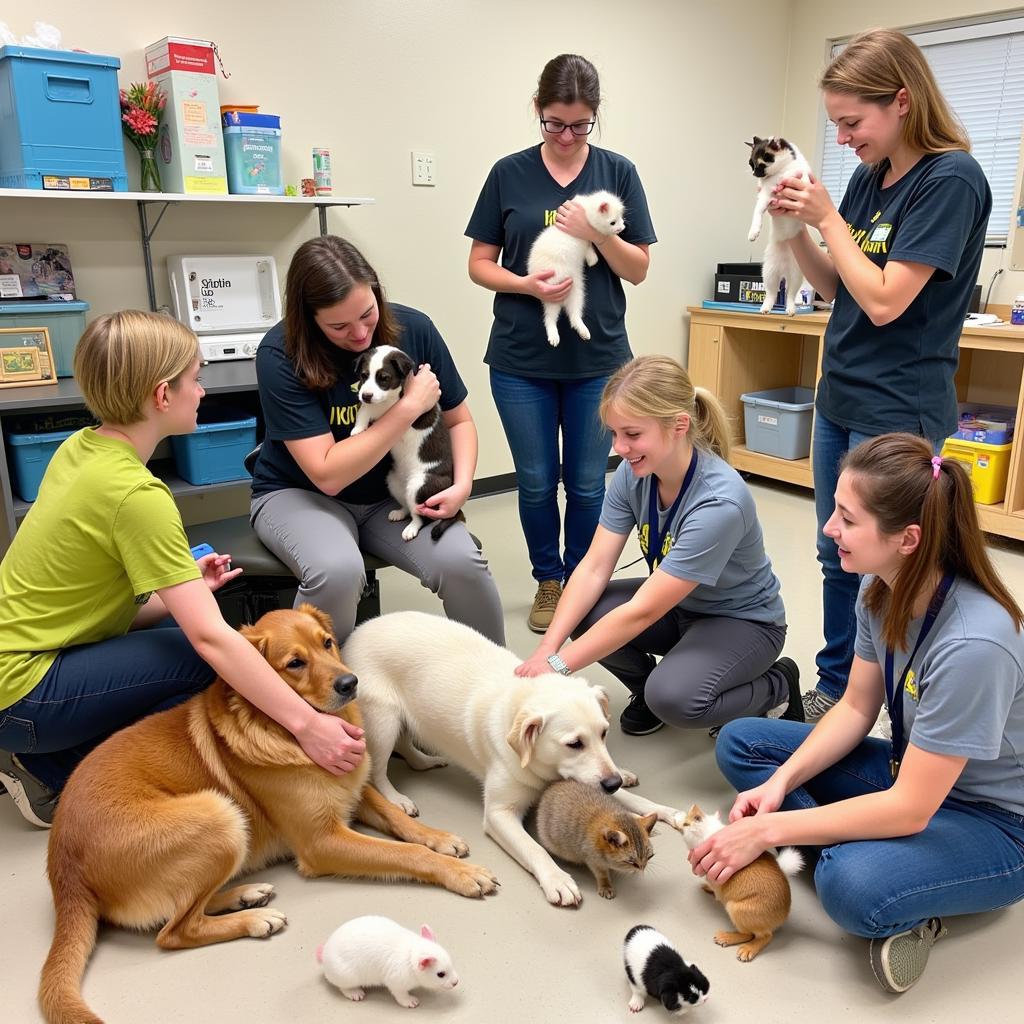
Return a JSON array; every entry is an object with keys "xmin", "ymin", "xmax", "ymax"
[{"xmin": 343, "ymin": 611, "xmax": 683, "ymax": 907}]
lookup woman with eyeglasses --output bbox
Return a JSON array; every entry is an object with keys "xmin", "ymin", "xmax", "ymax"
[{"xmin": 466, "ymin": 53, "xmax": 656, "ymax": 635}]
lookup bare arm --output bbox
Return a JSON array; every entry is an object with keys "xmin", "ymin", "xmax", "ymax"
[
  {"xmin": 774, "ymin": 174, "xmax": 935, "ymax": 325},
  {"xmin": 788, "ymin": 228, "xmax": 839, "ymax": 302},
  {"xmin": 286, "ymin": 366, "xmax": 441, "ymax": 495},
  {"xmin": 417, "ymin": 401, "xmax": 476, "ymax": 521},
  {"xmin": 158, "ymin": 578, "xmax": 365, "ymax": 774}
]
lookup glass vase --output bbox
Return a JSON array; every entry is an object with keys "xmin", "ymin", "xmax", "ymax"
[{"xmin": 139, "ymin": 149, "xmax": 162, "ymax": 193}]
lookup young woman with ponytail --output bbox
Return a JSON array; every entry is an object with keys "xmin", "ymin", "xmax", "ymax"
[
  {"xmin": 515, "ymin": 355, "xmax": 802, "ymax": 738},
  {"xmin": 697, "ymin": 434, "xmax": 1024, "ymax": 994}
]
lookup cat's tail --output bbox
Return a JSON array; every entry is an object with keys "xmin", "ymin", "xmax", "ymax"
[
  {"xmin": 430, "ymin": 509, "xmax": 467, "ymax": 542},
  {"xmin": 774, "ymin": 847, "xmax": 804, "ymax": 877}
]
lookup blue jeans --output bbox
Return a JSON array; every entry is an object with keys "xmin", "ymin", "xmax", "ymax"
[
  {"xmin": 715, "ymin": 718, "xmax": 1024, "ymax": 938},
  {"xmin": 489, "ymin": 368, "xmax": 612, "ymax": 582},
  {"xmin": 812, "ymin": 414, "xmax": 944, "ymax": 698},
  {"xmin": 811, "ymin": 412, "xmax": 872, "ymax": 699},
  {"xmin": 0, "ymin": 627, "xmax": 214, "ymax": 792}
]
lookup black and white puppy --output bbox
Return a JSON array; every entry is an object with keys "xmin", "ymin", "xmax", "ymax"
[
  {"xmin": 351, "ymin": 345, "xmax": 465, "ymax": 542},
  {"xmin": 623, "ymin": 925, "xmax": 709, "ymax": 1015}
]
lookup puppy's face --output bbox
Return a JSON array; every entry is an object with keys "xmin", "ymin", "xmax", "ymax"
[
  {"xmin": 661, "ymin": 966, "xmax": 710, "ymax": 1014},
  {"xmin": 354, "ymin": 344, "xmax": 415, "ymax": 407},
  {"xmin": 240, "ymin": 604, "xmax": 357, "ymax": 714},
  {"xmin": 507, "ymin": 681, "xmax": 622, "ymax": 793}
]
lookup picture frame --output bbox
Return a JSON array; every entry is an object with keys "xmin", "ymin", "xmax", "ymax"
[{"xmin": 0, "ymin": 326, "xmax": 56, "ymax": 389}]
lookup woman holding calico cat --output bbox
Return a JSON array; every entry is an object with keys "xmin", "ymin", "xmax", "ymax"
[
  {"xmin": 767, "ymin": 29, "xmax": 992, "ymax": 723},
  {"xmin": 699, "ymin": 434, "xmax": 1024, "ymax": 995},
  {"xmin": 466, "ymin": 53, "xmax": 656, "ymax": 634},
  {"xmin": 250, "ymin": 235, "xmax": 504, "ymax": 646},
  {"xmin": 516, "ymin": 355, "xmax": 803, "ymax": 739}
]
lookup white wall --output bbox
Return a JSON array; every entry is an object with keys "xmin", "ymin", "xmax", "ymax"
[
  {"xmin": 783, "ymin": 1, "xmax": 1024, "ymax": 310},
  {"xmin": 0, "ymin": 0, "xmax": 794, "ymax": 478}
]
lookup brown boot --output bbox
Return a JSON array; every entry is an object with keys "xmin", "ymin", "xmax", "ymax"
[{"xmin": 528, "ymin": 580, "xmax": 562, "ymax": 633}]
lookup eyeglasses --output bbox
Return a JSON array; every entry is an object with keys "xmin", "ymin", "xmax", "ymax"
[{"xmin": 540, "ymin": 118, "xmax": 596, "ymax": 137}]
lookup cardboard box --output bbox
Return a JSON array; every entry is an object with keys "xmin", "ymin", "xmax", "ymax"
[{"xmin": 145, "ymin": 37, "xmax": 227, "ymax": 194}]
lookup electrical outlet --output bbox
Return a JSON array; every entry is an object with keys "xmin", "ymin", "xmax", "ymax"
[{"xmin": 411, "ymin": 151, "xmax": 436, "ymax": 186}]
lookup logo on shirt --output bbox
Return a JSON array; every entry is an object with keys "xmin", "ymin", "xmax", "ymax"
[
  {"xmin": 636, "ymin": 523, "xmax": 673, "ymax": 570},
  {"xmin": 330, "ymin": 401, "xmax": 360, "ymax": 427},
  {"xmin": 134, "ymin": 591, "xmax": 153, "ymax": 606},
  {"xmin": 846, "ymin": 218, "xmax": 892, "ymax": 255},
  {"xmin": 904, "ymin": 669, "xmax": 919, "ymax": 703},
  {"xmin": 544, "ymin": 209, "xmax": 557, "ymax": 227}
]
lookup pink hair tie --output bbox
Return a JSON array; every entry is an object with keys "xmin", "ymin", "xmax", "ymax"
[{"xmin": 931, "ymin": 455, "xmax": 943, "ymax": 480}]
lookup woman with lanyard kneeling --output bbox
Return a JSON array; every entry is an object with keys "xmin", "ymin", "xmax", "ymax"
[
  {"xmin": 696, "ymin": 434, "xmax": 1024, "ymax": 994},
  {"xmin": 515, "ymin": 355, "xmax": 803, "ymax": 737}
]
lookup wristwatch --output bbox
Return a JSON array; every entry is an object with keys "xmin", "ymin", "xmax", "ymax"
[{"xmin": 546, "ymin": 653, "xmax": 572, "ymax": 676}]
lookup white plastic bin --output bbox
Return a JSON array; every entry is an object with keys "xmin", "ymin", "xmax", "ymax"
[{"xmin": 741, "ymin": 387, "xmax": 815, "ymax": 460}]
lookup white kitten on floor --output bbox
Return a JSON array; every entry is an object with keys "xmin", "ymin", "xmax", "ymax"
[
  {"xmin": 318, "ymin": 916, "xmax": 459, "ymax": 1008},
  {"xmin": 527, "ymin": 189, "xmax": 625, "ymax": 346},
  {"xmin": 746, "ymin": 136, "xmax": 811, "ymax": 315}
]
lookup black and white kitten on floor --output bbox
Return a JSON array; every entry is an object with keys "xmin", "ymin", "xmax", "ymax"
[
  {"xmin": 351, "ymin": 345, "xmax": 466, "ymax": 542},
  {"xmin": 623, "ymin": 925, "xmax": 710, "ymax": 1015},
  {"xmin": 746, "ymin": 136, "xmax": 812, "ymax": 315}
]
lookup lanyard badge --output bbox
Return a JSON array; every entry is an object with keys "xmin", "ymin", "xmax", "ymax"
[
  {"xmin": 644, "ymin": 450, "xmax": 698, "ymax": 574},
  {"xmin": 884, "ymin": 573, "xmax": 954, "ymax": 779}
]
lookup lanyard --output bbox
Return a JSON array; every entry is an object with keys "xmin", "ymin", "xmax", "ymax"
[
  {"xmin": 884, "ymin": 573, "xmax": 954, "ymax": 779},
  {"xmin": 645, "ymin": 450, "xmax": 698, "ymax": 574}
]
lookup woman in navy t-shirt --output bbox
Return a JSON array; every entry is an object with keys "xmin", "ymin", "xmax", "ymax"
[
  {"xmin": 466, "ymin": 53, "xmax": 656, "ymax": 635},
  {"xmin": 251, "ymin": 236, "xmax": 504, "ymax": 645},
  {"xmin": 768, "ymin": 29, "xmax": 991, "ymax": 721}
]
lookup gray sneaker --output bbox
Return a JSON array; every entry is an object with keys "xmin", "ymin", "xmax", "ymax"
[
  {"xmin": 802, "ymin": 687, "xmax": 839, "ymax": 723},
  {"xmin": 0, "ymin": 750, "xmax": 58, "ymax": 828},
  {"xmin": 869, "ymin": 918, "xmax": 947, "ymax": 993}
]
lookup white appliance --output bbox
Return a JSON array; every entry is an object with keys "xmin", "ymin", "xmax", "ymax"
[{"xmin": 167, "ymin": 254, "xmax": 281, "ymax": 362}]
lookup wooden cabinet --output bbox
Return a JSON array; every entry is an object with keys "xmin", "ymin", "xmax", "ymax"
[{"xmin": 687, "ymin": 306, "xmax": 1024, "ymax": 541}]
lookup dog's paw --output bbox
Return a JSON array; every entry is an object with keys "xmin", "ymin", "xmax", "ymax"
[
  {"xmin": 547, "ymin": 335, "xmax": 560, "ymax": 347},
  {"xmin": 426, "ymin": 831, "xmax": 470, "ymax": 858},
  {"xmin": 342, "ymin": 988, "xmax": 366, "ymax": 1002},
  {"xmin": 736, "ymin": 944, "xmax": 761, "ymax": 962},
  {"xmin": 401, "ymin": 522, "xmax": 422, "ymax": 542},
  {"xmin": 245, "ymin": 907, "xmax": 287, "ymax": 938},
  {"xmin": 350, "ymin": 422, "xmax": 365, "ymax": 435},
  {"xmin": 573, "ymin": 323, "xmax": 591, "ymax": 341},
  {"xmin": 231, "ymin": 883, "xmax": 275, "ymax": 910},
  {"xmin": 447, "ymin": 861, "xmax": 499, "ymax": 898},
  {"xmin": 388, "ymin": 508, "xmax": 409, "ymax": 523},
  {"xmin": 619, "ymin": 767, "xmax": 639, "ymax": 788},
  {"xmin": 393, "ymin": 792, "xmax": 420, "ymax": 817},
  {"xmin": 540, "ymin": 869, "xmax": 582, "ymax": 907}
]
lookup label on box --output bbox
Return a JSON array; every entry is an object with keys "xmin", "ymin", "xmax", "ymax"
[
  {"xmin": 0, "ymin": 275, "xmax": 23, "ymax": 298},
  {"xmin": 146, "ymin": 38, "xmax": 215, "ymax": 78},
  {"xmin": 41, "ymin": 176, "xmax": 114, "ymax": 192},
  {"xmin": 740, "ymin": 279, "xmax": 767, "ymax": 303},
  {"xmin": 184, "ymin": 176, "xmax": 229, "ymax": 194},
  {"xmin": 717, "ymin": 281, "xmax": 730, "ymax": 293},
  {"xmin": 194, "ymin": 155, "xmax": 214, "ymax": 172},
  {"xmin": 758, "ymin": 414, "xmax": 779, "ymax": 427}
]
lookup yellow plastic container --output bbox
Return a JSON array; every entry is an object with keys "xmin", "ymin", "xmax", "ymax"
[{"xmin": 941, "ymin": 437, "xmax": 1013, "ymax": 505}]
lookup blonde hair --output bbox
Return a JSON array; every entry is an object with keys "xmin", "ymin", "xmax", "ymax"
[
  {"xmin": 820, "ymin": 29, "xmax": 969, "ymax": 157},
  {"xmin": 599, "ymin": 355, "xmax": 732, "ymax": 460},
  {"xmin": 73, "ymin": 311, "xmax": 200, "ymax": 425}
]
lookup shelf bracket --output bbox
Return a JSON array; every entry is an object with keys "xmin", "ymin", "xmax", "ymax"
[{"xmin": 137, "ymin": 200, "xmax": 176, "ymax": 312}]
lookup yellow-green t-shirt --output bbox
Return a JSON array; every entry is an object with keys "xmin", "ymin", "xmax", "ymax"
[{"xmin": 0, "ymin": 428, "xmax": 201, "ymax": 710}]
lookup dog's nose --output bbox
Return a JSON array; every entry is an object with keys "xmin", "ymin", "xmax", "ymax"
[
  {"xmin": 334, "ymin": 674, "xmax": 358, "ymax": 698},
  {"xmin": 600, "ymin": 774, "xmax": 622, "ymax": 794},
  {"xmin": 360, "ymin": 390, "xmax": 373, "ymax": 403}
]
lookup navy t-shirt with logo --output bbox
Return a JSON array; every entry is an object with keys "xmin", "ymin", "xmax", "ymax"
[
  {"xmin": 465, "ymin": 144, "xmax": 656, "ymax": 380},
  {"xmin": 252, "ymin": 304, "xmax": 467, "ymax": 505},
  {"xmin": 818, "ymin": 150, "xmax": 991, "ymax": 440}
]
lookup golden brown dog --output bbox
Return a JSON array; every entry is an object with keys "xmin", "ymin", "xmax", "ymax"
[{"xmin": 39, "ymin": 604, "xmax": 498, "ymax": 1024}]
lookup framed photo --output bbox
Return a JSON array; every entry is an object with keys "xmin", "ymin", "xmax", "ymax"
[{"xmin": 0, "ymin": 327, "xmax": 56, "ymax": 389}]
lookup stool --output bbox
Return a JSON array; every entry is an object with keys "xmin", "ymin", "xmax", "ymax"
[{"xmin": 185, "ymin": 516, "xmax": 389, "ymax": 628}]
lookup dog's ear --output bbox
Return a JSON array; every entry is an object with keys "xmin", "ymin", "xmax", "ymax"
[
  {"xmin": 297, "ymin": 602, "xmax": 336, "ymax": 640},
  {"xmin": 506, "ymin": 709, "xmax": 544, "ymax": 768},
  {"xmin": 239, "ymin": 623, "xmax": 269, "ymax": 657},
  {"xmin": 591, "ymin": 685, "xmax": 610, "ymax": 722}
]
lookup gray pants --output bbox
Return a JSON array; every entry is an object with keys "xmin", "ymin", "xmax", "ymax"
[
  {"xmin": 574, "ymin": 578, "xmax": 788, "ymax": 730},
  {"xmin": 250, "ymin": 488, "xmax": 505, "ymax": 646}
]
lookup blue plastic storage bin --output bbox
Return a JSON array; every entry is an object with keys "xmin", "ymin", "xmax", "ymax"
[
  {"xmin": 171, "ymin": 409, "xmax": 257, "ymax": 485},
  {"xmin": 741, "ymin": 386, "xmax": 816, "ymax": 460},
  {"xmin": 0, "ymin": 300, "xmax": 89, "ymax": 377},
  {"xmin": 7, "ymin": 428, "xmax": 76, "ymax": 501},
  {"xmin": 0, "ymin": 46, "xmax": 128, "ymax": 191},
  {"xmin": 222, "ymin": 112, "xmax": 282, "ymax": 195}
]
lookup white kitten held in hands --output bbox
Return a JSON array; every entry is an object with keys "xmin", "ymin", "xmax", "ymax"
[
  {"xmin": 318, "ymin": 915, "xmax": 459, "ymax": 1008},
  {"xmin": 746, "ymin": 136, "xmax": 812, "ymax": 315},
  {"xmin": 527, "ymin": 189, "xmax": 625, "ymax": 346}
]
